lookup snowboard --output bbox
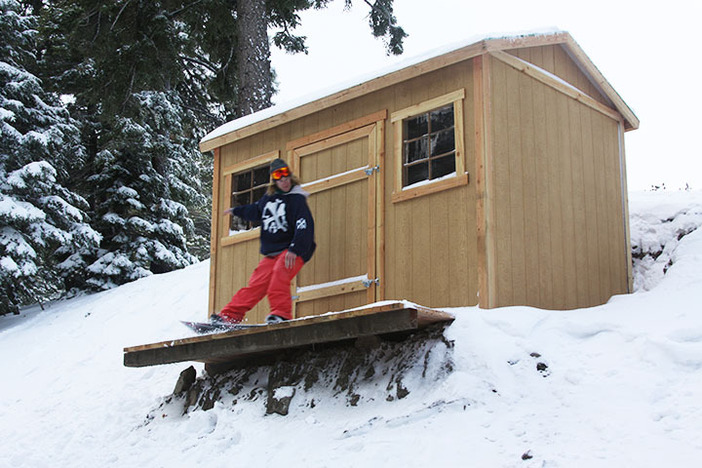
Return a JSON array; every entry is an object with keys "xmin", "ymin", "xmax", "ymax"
[{"xmin": 180, "ymin": 320, "xmax": 267, "ymax": 334}]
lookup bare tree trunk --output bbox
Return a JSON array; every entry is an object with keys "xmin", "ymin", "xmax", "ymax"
[{"xmin": 235, "ymin": 0, "xmax": 273, "ymax": 118}]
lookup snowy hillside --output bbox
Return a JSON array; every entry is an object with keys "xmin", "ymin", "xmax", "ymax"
[{"xmin": 1, "ymin": 190, "xmax": 702, "ymax": 467}]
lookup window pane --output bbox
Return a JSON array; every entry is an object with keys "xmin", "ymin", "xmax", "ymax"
[
  {"xmin": 405, "ymin": 114, "xmax": 428, "ymax": 140},
  {"xmin": 229, "ymin": 164, "xmax": 271, "ymax": 232},
  {"xmin": 231, "ymin": 215, "xmax": 247, "ymax": 231},
  {"xmin": 252, "ymin": 186, "xmax": 266, "ymax": 202},
  {"xmin": 430, "ymin": 155, "xmax": 455, "ymax": 180},
  {"xmin": 253, "ymin": 166, "xmax": 269, "ymax": 187},
  {"xmin": 232, "ymin": 192, "xmax": 246, "ymax": 208},
  {"xmin": 407, "ymin": 162, "xmax": 428, "ymax": 186},
  {"xmin": 430, "ymin": 105, "xmax": 454, "ymax": 131},
  {"xmin": 406, "ymin": 137, "xmax": 428, "ymax": 163},
  {"xmin": 235, "ymin": 172, "xmax": 251, "ymax": 192},
  {"xmin": 431, "ymin": 129, "xmax": 455, "ymax": 157},
  {"xmin": 401, "ymin": 101, "xmax": 459, "ymax": 189}
]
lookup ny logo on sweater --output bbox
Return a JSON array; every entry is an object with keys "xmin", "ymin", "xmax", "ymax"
[{"xmin": 262, "ymin": 199, "xmax": 288, "ymax": 233}]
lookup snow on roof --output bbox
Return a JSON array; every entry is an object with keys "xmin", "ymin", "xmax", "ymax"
[{"xmin": 199, "ymin": 28, "xmax": 567, "ymax": 150}]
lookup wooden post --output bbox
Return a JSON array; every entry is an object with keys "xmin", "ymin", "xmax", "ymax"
[
  {"xmin": 208, "ymin": 147, "xmax": 222, "ymax": 316},
  {"xmin": 474, "ymin": 54, "xmax": 496, "ymax": 309}
]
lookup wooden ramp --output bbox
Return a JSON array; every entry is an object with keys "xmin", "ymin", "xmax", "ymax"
[{"xmin": 123, "ymin": 302, "xmax": 453, "ymax": 370}]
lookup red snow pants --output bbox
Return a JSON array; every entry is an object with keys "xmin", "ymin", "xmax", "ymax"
[{"xmin": 219, "ymin": 251, "xmax": 304, "ymax": 322}]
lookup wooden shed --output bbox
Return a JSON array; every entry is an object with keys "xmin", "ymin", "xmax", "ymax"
[{"xmin": 199, "ymin": 30, "xmax": 639, "ymax": 322}]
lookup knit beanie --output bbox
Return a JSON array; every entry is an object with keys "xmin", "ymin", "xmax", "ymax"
[{"xmin": 269, "ymin": 158, "xmax": 289, "ymax": 174}]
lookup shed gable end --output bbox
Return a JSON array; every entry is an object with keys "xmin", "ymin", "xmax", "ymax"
[{"xmin": 510, "ymin": 44, "xmax": 614, "ymax": 110}]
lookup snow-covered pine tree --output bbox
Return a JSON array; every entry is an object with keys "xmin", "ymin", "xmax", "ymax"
[
  {"xmin": 83, "ymin": 91, "xmax": 201, "ymax": 290},
  {"xmin": 0, "ymin": 0, "xmax": 100, "ymax": 314},
  {"xmin": 34, "ymin": 1, "xmax": 212, "ymax": 288},
  {"xmin": 8, "ymin": 0, "xmax": 407, "ymax": 304}
]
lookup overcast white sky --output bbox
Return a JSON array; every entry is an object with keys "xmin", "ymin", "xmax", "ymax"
[{"xmin": 270, "ymin": 0, "xmax": 701, "ymax": 191}]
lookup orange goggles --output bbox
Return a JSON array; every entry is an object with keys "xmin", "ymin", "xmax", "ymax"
[{"xmin": 271, "ymin": 167, "xmax": 291, "ymax": 180}]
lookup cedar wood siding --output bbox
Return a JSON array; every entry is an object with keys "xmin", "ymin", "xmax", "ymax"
[
  {"xmin": 511, "ymin": 45, "xmax": 613, "ymax": 109},
  {"xmin": 212, "ymin": 61, "xmax": 479, "ymax": 320},
  {"xmin": 487, "ymin": 54, "xmax": 629, "ymax": 310},
  {"xmin": 209, "ymin": 37, "xmax": 633, "ymax": 319},
  {"xmin": 384, "ymin": 60, "xmax": 477, "ymax": 309}
]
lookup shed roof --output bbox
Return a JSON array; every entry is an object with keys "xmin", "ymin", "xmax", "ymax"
[{"xmin": 200, "ymin": 30, "xmax": 638, "ymax": 153}]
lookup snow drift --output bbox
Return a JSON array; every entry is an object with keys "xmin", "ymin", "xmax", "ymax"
[{"xmin": 1, "ymin": 190, "xmax": 702, "ymax": 467}]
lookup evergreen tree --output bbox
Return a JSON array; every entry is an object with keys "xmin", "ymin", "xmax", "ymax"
[
  {"xmin": 1, "ymin": 0, "xmax": 100, "ymax": 314},
  {"xmin": 170, "ymin": 0, "xmax": 407, "ymax": 119},
  {"xmin": 36, "ymin": 1, "xmax": 212, "ymax": 288},
  {"xmin": 2, "ymin": 0, "xmax": 406, "ymax": 308},
  {"xmin": 83, "ymin": 91, "xmax": 201, "ymax": 289}
]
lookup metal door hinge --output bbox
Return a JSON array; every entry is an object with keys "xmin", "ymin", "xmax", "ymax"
[
  {"xmin": 362, "ymin": 278, "xmax": 380, "ymax": 288},
  {"xmin": 364, "ymin": 165, "xmax": 380, "ymax": 176}
]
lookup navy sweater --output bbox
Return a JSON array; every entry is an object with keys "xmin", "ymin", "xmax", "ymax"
[{"xmin": 231, "ymin": 185, "xmax": 316, "ymax": 262}]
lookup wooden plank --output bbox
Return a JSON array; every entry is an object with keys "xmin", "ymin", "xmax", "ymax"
[
  {"xmin": 308, "ymin": 159, "xmax": 332, "ymax": 315},
  {"xmin": 545, "ymin": 85, "xmax": 566, "ymax": 309},
  {"xmin": 429, "ymin": 190, "xmax": 450, "ymax": 306},
  {"xmin": 481, "ymin": 53, "xmax": 498, "ymax": 309},
  {"xmin": 519, "ymin": 65, "xmax": 539, "ymax": 306},
  {"xmin": 125, "ymin": 302, "xmax": 405, "ymax": 354},
  {"xmin": 483, "ymin": 31, "xmax": 572, "ymax": 54},
  {"xmin": 562, "ymin": 36, "xmax": 639, "ymax": 130},
  {"xmin": 375, "ymin": 119, "xmax": 386, "ymax": 302},
  {"xmin": 557, "ymin": 87, "xmax": 578, "ymax": 308},
  {"xmin": 448, "ymin": 61, "xmax": 473, "ymax": 307},
  {"xmin": 123, "ymin": 303, "xmax": 454, "ymax": 368},
  {"xmin": 391, "ymin": 173, "xmax": 469, "ymax": 203},
  {"xmin": 580, "ymin": 107, "xmax": 599, "ymax": 306},
  {"xmin": 390, "ymin": 89, "xmax": 466, "ymax": 123},
  {"xmin": 454, "ymin": 89, "xmax": 466, "ymax": 176},
  {"xmin": 208, "ymin": 148, "xmax": 221, "ymax": 315},
  {"xmin": 286, "ymin": 110, "xmax": 387, "ymax": 151},
  {"xmin": 293, "ymin": 124, "xmax": 374, "ymax": 158},
  {"xmin": 600, "ymin": 113, "xmax": 617, "ymax": 298},
  {"xmin": 392, "ymin": 117, "xmax": 403, "ymax": 200},
  {"xmin": 220, "ymin": 228, "xmax": 259, "ymax": 248},
  {"xmin": 618, "ymin": 120, "xmax": 633, "ymax": 293},
  {"xmin": 489, "ymin": 50, "xmax": 622, "ymax": 124},
  {"xmin": 591, "ymin": 112, "xmax": 609, "ymax": 304},
  {"xmin": 532, "ymin": 69, "xmax": 553, "ymax": 308},
  {"xmin": 366, "ymin": 123, "xmax": 378, "ymax": 304},
  {"xmin": 474, "ymin": 54, "xmax": 493, "ymax": 308},
  {"xmin": 331, "ymin": 149, "xmax": 349, "ymax": 291},
  {"xmin": 491, "ymin": 58, "xmax": 512, "ymax": 307},
  {"xmin": 569, "ymin": 101, "xmax": 588, "ymax": 307},
  {"xmin": 221, "ymin": 150, "xmax": 279, "ymax": 176},
  {"xmin": 505, "ymin": 59, "xmax": 525, "ymax": 306},
  {"xmin": 412, "ymin": 196, "xmax": 432, "ymax": 304}
]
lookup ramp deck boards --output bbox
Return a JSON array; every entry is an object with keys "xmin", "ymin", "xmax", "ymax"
[{"xmin": 123, "ymin": 302, "xmax": 453, "ymax": 369}]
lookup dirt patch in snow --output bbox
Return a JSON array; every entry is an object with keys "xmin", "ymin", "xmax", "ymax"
[{"xmin": 151, "ymin": 323, "xmax": 454, "ymax": 418}]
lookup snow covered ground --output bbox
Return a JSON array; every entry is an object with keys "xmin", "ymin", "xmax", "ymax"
[{"xmin": 1, "ymin": 190, "xmax": 702, "ymax": 467}]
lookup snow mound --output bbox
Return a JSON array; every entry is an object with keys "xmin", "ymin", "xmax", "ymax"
[
  {"xmin": 630, "ymin": 190, "xmax": 702, "ymax": 290},
  {"xmin": 1, "ymin": 190, "xmax": 702, "ymax": 467}
]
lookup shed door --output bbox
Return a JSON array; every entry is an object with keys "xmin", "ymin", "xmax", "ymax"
[{"xmin": 289, "ymin": 112, "xmax": 386, "ymax": 317}]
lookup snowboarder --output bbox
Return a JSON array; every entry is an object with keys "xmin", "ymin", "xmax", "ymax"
[{"xmin": 209, "ymin": 158, "xmax": 316, "ymax": 326}]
